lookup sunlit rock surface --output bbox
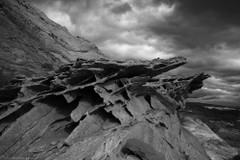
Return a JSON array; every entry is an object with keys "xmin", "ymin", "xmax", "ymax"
[
  {"xmin": 0, "ymin": 0, "xmax": 105, "ymax": 88},
  {"xmin": 0, "ymin": 57, "xmax": 211, "ymax": 160}
]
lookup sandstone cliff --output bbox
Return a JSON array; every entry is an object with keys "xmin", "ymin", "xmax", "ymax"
[
  {"xmin": 0, "ymin": 0, "xmax": 105, "ymax": 88},
  {"xmin": 0, "ymin": 57, "xmax": 211, "ymax": 160}
]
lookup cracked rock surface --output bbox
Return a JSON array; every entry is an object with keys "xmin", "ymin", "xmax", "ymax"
[
  {"xmin": 0, "ymin": 57, "xmax": 210, "ymax": 160},
  {"xmin": 0, "ymin": 0, "xmax": 105, "ymax": 88}
]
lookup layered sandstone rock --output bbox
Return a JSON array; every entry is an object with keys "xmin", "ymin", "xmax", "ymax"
[
  {"xmin": 0, "ymin": 0, "xmax": 105, "ymax": 88},
  {"xmin": 0, "ymin": 57, "xmax": 210, "ymax": 160}
]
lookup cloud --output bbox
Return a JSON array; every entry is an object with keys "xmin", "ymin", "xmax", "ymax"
[
  {"xmin": 110, "ymin": 2, "xmax": 132, "ymax": 15},
  {"xmin": 46, "ymin": 10, "xmax": 76, "ymax": 32},
  {"xmin": 175, "ymin": 0, "xmax": 240, "ymax": 26},
  {"xmin": 26, "ymin": 0, "xmax": 240, "ymax": 106},
  {"xmin": 101, "ymin": 41, "xmax": 173, "ymax": 60},
  {"xmin": 190, "ymin": 76, "xmax": 240, "ymax": 106}
]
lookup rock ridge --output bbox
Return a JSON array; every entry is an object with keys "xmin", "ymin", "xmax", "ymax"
[{"xmin": 0, "ymin": 56, "xmax": 210, "ymax": 160}]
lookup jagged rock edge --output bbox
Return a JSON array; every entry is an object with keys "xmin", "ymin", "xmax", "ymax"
[{"xmin": 0, "ymin": 57, "xmax": 211, "ymax": 160}]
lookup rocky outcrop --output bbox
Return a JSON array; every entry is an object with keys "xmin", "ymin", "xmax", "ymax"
[
  {"xmin": 0, "ymin": 57, "xmax": 210, "ymax": 160},
  {"xmin": 0, "ymin": 0, "xmax": 105, "ymax": 88}
]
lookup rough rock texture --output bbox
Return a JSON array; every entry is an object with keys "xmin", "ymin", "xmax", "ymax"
[
  {"xmin": 0, "ymin": 57, "xmax": 210, "ymax": 160},
  {"xmin": 182, "ymin": 102, "xmax": 240, "ymax": 149},
  {"xmin": 181, "ymin": 116, "xmax": 238, "ymax": 160},
  {"xmin": 0, "ymin": 0, "xmax": 105, "ymax": 88},
  {"xmin": 180, "ymin": 102, "xmax": 240, "ymax": 160}
]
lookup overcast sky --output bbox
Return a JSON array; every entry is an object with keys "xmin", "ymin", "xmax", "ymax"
[{"xmin": 27, "ymin": 0, "xmax": 240, "ymax": 107}]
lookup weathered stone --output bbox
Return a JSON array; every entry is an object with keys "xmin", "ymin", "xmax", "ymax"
[{"xmin": 0, "ymin": 55, "xmax": 212, "ymax": 160}]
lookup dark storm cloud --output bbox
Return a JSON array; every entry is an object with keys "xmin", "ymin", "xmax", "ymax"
[
  {"xmin": 224, "ymin": 76, "xmax": 240, "ymax": 84},
  {"xmin": 175, "ymin": 0, "xmax": 240, "ymax": 26},
  {"xmin": 110, "ymin": 2, "xmax": 132, "ymax": 15},
  {"xmin": 151, "ymin": 0, "xmax": 170, "ymax": 6},
  {"xmin": 133, "ymin": 0, "xmax": 240, "ymax": 106},
  {"xmin": 145, "ymin": 0, "xmax": 240, "ymax": 49},
  {"xmin": 132, "ymin": 0, "xmax": 172, "ymax": 9},
  {"xmin": 142, "ymin": 0, "xmax": 240, "ymax": 99},
  {"xmin": 175, "ymin": 0, "xmax": 240, "ymax": 48}
]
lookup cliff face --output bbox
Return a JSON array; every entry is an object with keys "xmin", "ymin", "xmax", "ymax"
[
  {"xmin": 0, "ymin": 0, "xmax": 104, "ymax": 88},
  {"xmin": 0, "ymin": 57, "xmax": 211, "ymax": 160}
]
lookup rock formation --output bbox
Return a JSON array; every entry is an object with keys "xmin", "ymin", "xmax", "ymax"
[
  {"xmin": 0, "ymin": 0, "xmax": 105, "ymax": 88},
  {"xmin": 0, "ymin": 57, "xmax": 211, "ymax": 160}
]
